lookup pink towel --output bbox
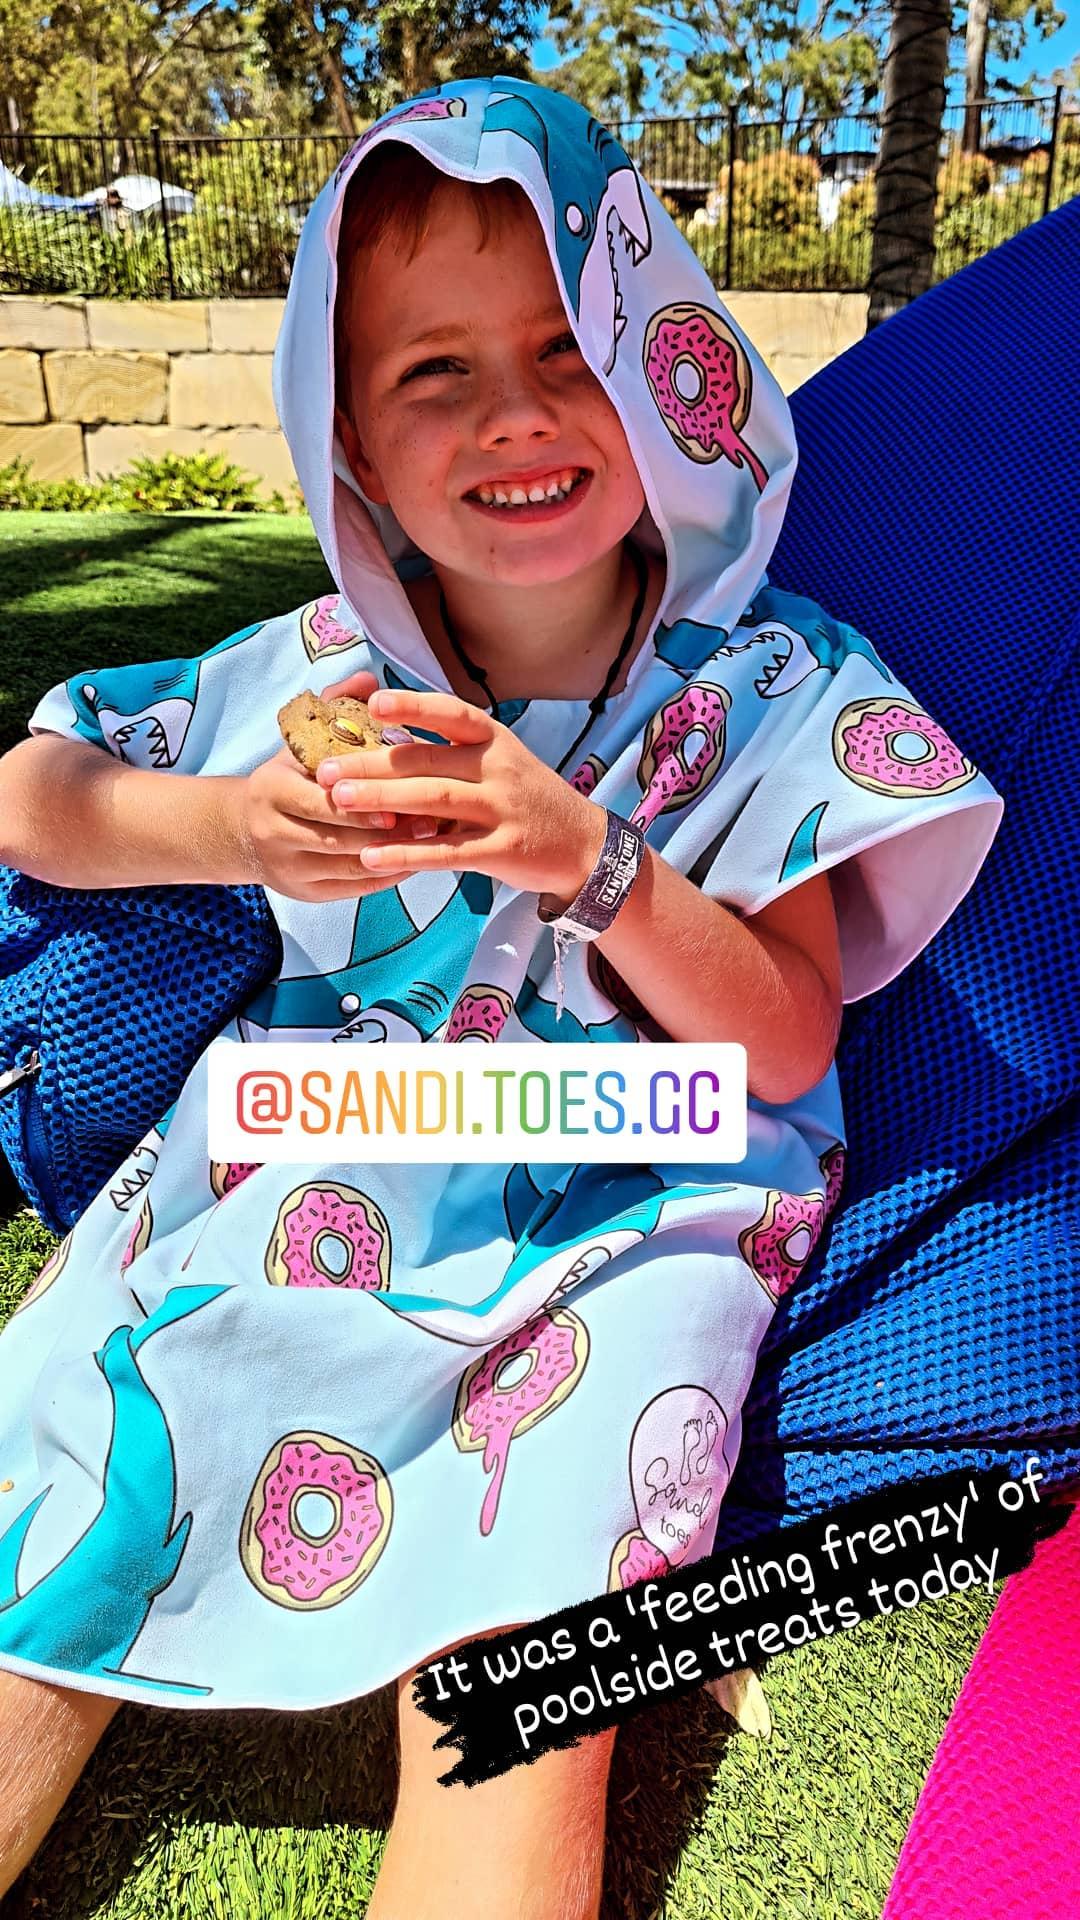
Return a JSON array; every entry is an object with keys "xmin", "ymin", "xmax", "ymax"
[{"xmin": 883, "ymin": 1491, "xmax": 1080, "ymax": 1920}]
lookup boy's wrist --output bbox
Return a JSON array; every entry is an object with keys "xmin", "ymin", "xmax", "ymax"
[
  {"xmin": 540, "ymin": 797, "xmax": 609, "ymax": 912},
  {"xmin": 187, "ymin": 775, "xmax": 262, "ymax": 887}
]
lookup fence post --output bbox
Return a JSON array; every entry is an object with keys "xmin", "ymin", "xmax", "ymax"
[
  {"xmin": 151, "ymin": 122, "xmax": 176, "ymax": 300},
  {"xmin": 1043, "ymin": 85, "xmax": 1063, "ymax": 222},
  {"xmin": 725, "ymin": 103, "xmax": 738, "ymax": 290}
]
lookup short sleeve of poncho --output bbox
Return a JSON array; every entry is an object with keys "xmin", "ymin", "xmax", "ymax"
[
  {"xmin": 683, "ymin": 586, "xmax": 1004, "ymax": 1004},
  {"xmin": 24, "ymin": 614, "xmax": 332, "ymax": 781}
]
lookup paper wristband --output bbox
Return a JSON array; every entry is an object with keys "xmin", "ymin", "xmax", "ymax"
[{"xmin": 535, "ymin": 810, "xmax": 647, "ymax": 1021}]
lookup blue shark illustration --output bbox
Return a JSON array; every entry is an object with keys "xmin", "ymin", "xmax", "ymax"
[
  {"xmin": 238, "ymin": 871, "xmax": 646, "ymax": 1045},
  {"xmin": 779, "ymin": 802, "xmax": 828, "ymax": 885},
  {"xmin": 239, "ymin": 871, "xmax": 497, "ymax": 1042},
  {"xmin": 729, "ymin": 589, "xmax": 892, "ymax": 697},
  {"xmin": 514, "ymin": 966, "xmax": 640, "ymax": 1042},
  {"xmin": 0, "ymin": 1284, "xmax": 230, "ymax": 1693},
  {"xmin": 377, "ymin": 1162, "xmax": 738, "ymax": 1341},
  {"xmin": 480, "ymin": 78, "xmax": 652, "ymax": 375},
  {"xmin": 652, "ymin": 616, "xmax": 735, "ymax": 679},
  {"xmin": 62, "ymin": 624, "xmax": 263, "ymax": 769}
]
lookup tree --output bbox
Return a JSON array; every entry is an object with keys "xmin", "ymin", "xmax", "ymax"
[
  {"xmin": 544, "ymin": 0, "xmax": 883, "ymax": 122},
  {"xmin": 963, "ymin": 0, "xmax": 991, "ymax": 149},
  {"xmin": 0, "ymin": 0, "xmax": 256, "ymax": 140},
  {"xmin": 867, "ymin": 0, "xmax": 951, "ymax": 327}
]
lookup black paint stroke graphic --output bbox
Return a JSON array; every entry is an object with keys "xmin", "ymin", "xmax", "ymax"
[{"xmin": 411, "ymin": 1460, "xmax": 1075, "ymax": 1786}]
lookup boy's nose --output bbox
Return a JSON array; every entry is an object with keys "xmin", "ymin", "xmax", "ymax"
[{"xmin": 476, "ymin": 379, "xmax": 562, "ymax": 437}]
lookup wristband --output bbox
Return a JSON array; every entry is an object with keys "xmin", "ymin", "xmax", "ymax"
[{"xmin": 536, "ymin": 810, "xmax": 646, "ymax": 1021}]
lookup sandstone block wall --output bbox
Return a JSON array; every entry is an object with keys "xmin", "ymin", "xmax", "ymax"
[{"xmin": 0, "ymin": 292, "xmax": 868, "ymax": 495}]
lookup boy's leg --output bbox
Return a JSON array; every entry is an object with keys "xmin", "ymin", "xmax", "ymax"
[
  {"xmin": 367, "ymin": 1624, "xmax": 617, "ymax": 1920},
  {"xmin": 0, "ymin": 1668, "xmax": 122, "ymax": 1900}
]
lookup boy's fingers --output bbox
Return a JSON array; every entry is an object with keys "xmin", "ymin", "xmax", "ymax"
[{"xmin": 320, "ymin": 669, "xmax": 380, "ymax": 701}]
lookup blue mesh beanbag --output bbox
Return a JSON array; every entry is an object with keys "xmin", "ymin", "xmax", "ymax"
[{"xmin": 714, "ymin": 194, "xmax": 1080, "ymax": 1550}]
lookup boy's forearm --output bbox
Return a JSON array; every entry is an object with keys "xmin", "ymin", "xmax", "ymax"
[
  {"xmin": 0, "ymin": 736, "xmax": 253, "ymax": 889},
  {"xmin": 591, "ymin": 844, "xmax": 838, "ymax": 1105}
]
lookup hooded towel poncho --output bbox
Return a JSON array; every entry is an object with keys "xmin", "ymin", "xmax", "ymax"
[{"xmin": 0, "ymin": 76, "xmax": 1003, "ymax": 1709}]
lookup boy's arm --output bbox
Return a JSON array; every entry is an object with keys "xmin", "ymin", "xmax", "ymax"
[
  {"xmin": 0, "ymin": 733, "xmax": 254, "ymax": 889},
  {"xmin": 590, "ymin": 849, "xmax": 843, "ymax": 1106}
]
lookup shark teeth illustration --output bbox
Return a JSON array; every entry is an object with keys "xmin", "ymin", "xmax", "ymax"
[
  {"xmin": 599, "ymin": 174, "xmax": 651, "ymax": 363},
  {"xmin": 112, "ymin": 715, "xmax": 171, "ymax": 767},
  {"xmin": 108, "ymin": 1159, "xmax": 156, "ymax": 1212},
  {"xmin": 334, "ymin": 1015, "xmax": 386, "ymax": 1042},
  {"xmin": 101, "ymin": 697, "xmax": 193, "ymax": 770},
  {"xmin": 756, "ymin": 651, "xmax": 789, "ymax": 694},
  {"xmin": 607, "ymin": 220, "xmax": 629, "ymax": 341}
]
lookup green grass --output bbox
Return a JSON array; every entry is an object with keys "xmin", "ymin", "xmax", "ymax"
[
  {"xmin": 0, "ymin": 511, "xmax": 336, "ymax": 759},
  {"xmin": 0, "ymin": 513, "xmax": 996, "ymax": 1918}
]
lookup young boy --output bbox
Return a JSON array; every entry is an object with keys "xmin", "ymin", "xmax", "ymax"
[{"xmin": 0, "ymin": 77, "xmax": 1002, "ymax": 1918}]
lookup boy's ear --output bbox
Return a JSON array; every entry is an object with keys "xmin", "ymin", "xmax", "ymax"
[{"xmin": 334, "ymin": 404, "xmax": 389, "ymax": 504}]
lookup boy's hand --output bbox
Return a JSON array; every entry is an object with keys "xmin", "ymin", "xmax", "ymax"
[
  {"xmin": 237, "ymin": 666, "xmax": 444, "ymax": 902},
  {"xmin": 240, "ymin": 745, "xmax": 417, "ymax": 901},
  {"xmin": 313, "ymin": 688, "xmax": 609, "ymax": 905}
]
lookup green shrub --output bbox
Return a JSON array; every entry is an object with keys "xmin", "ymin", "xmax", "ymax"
[
  {"xmin": 935, "ymin": 146, "xmax": 997, "ymax": 219},
  {"xmin": 0, "ymin": 451, "xmax": 303, "ymax": 513}
]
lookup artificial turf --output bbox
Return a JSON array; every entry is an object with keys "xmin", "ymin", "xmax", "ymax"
[{"xmin": 0, "ymin": 512, "xmax": 997, "ymax": 1919}]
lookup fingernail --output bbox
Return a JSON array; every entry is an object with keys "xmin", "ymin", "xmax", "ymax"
[
  {"xmin": 321, "ymin": 760, "xmax": 340, "ymax": 782},
  {"xmin": 413, "ymin": 819, "xmax": 438, "ymax": 838},
  {"xmin": 334, "ymin": 782, "xmax": 356, "ymax": 803}
]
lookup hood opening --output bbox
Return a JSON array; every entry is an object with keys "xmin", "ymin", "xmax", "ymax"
[{"xmin": 271, "ymin": 76, "xmax": 798, "ymax": 700}]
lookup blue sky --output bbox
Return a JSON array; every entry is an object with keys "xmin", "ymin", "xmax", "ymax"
[{"xmin": 530, "ymin": 8, "xmax": 1080, "ymax": 114}]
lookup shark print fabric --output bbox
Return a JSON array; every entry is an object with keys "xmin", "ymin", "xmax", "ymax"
[{"xmin": 0, "ymin": 77, "xmax": 1004, "ymax": 1710}]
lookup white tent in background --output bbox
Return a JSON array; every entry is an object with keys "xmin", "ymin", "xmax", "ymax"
[{"xmin": 75, "ymin": 174, "xmax": 195, "ymax": 217}]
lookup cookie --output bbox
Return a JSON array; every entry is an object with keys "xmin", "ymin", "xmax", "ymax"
[
  {"xmin": 277, "ymin": 692, "xmax": 391, "ymax": 773},
  {"xmin": 277, "ymin": 690, "xmax": 457, "ymax": 836}
]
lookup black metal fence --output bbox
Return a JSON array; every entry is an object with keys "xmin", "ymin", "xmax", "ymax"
[{"xmin": 0, "ymin": 91, "xmax": 1075, "ymax": 300}]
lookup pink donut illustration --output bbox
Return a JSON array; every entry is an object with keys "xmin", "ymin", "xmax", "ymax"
[
  {"xmin": 608, "ymin": 1527, "xmax": 673, "ymax": 1593},
  {"xmin": 210, "ymin": 1161, "xmax": 262, "ymax": 1201},
  {"xmin": 265, "ymin": 1180, "xmax": 392, "ymax": 1290},
  {"xmin": 821, "ymin": 1142, "xmax": 846, "ymax": 1217},
  {"xmin": 300, "ymin": 594, "xmax": 361, "ymax": 663},
  {"xmin": 11, "ymin": 1230, "xmax": 72, "ymax": 1318},
  {"xmin": 833, "ymin": 698, "xmax": 977, "ymax": 797},
  {"xmin": 444, "ymin": 984, "xmax": 514, "ymax": 1043},
  {"xmin": 334, "ymin": 98, "xmax": 468, "ymax": 189},
  {"xmin": 119, "ymin": 1195, "xmax": 153, "ymax": 1276},
  {"xmin": 643, "ymin": 302, "xmax": 769, "ymax": 488},
  {"xmin": 631, "ymin": 682, "xmax": 731, "ymax": 829},
  {"xmin": 739, "ymin": 1189, "xmax": 827, "ymax": 1302},
  {"xmin": 567, "ymin": 754, "xmax": 607, "ymax": 799},
  {"xmin": 240, "ymin": 1429, "xmax": 392, "ymax": 1609},
  {"xmin": 453, "ymin": 1307, "xmax": 590, "ymax": 1536}
]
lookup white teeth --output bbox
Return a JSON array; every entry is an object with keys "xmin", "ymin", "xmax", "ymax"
[{"xmin": 473, "ymin": 470, "xmax": 584, "ymax": 510}]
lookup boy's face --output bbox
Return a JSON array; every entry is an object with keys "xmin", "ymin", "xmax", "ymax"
[{"xmin": 334, "ymin": 188, "xmax": 646, "ymax": 587}]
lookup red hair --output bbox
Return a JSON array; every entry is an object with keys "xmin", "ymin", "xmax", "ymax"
[{"xmin": 334, "ymin": 140, "xmax": 530, "ymax": 426}]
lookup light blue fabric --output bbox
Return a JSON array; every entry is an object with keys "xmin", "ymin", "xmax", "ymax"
[{"xmin": 0, "ymin": 76, "xmax": 1003, "ymax": 1709}]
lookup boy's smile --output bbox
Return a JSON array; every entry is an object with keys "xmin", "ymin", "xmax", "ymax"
[{"xmin": 333, "ymin": 175, "xmax": 658, "ymax": 698}]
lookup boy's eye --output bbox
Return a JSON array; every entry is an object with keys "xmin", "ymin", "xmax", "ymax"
[
  {"xmin": 401, "ymin": 332, "xmax": 580, "ymax": 382},
  {"xmin": 402, "ymin": 356, "xmax": 457, "ymax": 381}
]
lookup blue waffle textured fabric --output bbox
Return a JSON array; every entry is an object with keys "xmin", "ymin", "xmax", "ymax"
[
  {"xmin": 0, "ymin": 871, "xmax": 282, "ymax": 1235},
  {"xmin": 713, "ymin": 194, "xmax": 1080, "ymax": 1552}
]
